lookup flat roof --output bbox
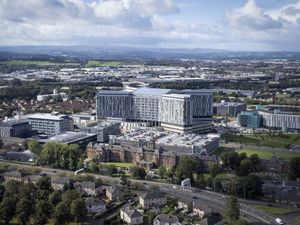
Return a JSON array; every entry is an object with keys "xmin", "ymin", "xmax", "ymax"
[
  {"xmin": 39, "ymin": 131, "xmax": 96, "ymax": 143},
  {"xmin": 133, "ymin": 87, "xmax": 173, "ymax": 96},
  {"xmin": 27, "ymin": 113, "xmax": 70, "ymax": 121}
]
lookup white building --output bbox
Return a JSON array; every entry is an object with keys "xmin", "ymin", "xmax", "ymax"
[
  {"xmin": 120, "ymin": 205, "xmax": 143, "ymax": 225},
  {"xmin": 27, "ymin": 112, "xmax": 73, "ymax": 136}
]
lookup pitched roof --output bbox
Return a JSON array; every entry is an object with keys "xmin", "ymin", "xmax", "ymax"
[
  {"xmin": 75, "ymin": 181, "xmax": 100, "ymax": 190},
  {"xmin": 106, "ymin": 186, "xmax": 121, "ymax": 195},
  {"xmin": 4, "ymin": 171, "xmax": 22, "ymax": 178},
  {"xmin": 121, "ymin": 205, "xmax": 142, "ymax": 218},
  {"xmin": 199, "ymin": 214, "xmax": 222, "ymax": 225},
  {"xmin": 193, "ymin": 202, "xmax": 212, "ymax": 213},
  {"xmin": 85, "ymin": 197, "xmax": 105, "ymax": 206},
  {"xmin": 154, "ymin": 214, "xmax": 179, "ymax": 223},
  {"xmin": 51, "ymin": 176, "xmax": 70, "ymax": 184},
  {"xmin": 140, "ymin": 190, "xmax": 166, "ymax": 200}
]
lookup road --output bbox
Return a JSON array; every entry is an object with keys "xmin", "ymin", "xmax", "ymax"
[{"xmin": 1, "ymin": 161, "xmax": 289, "ymax": 225}]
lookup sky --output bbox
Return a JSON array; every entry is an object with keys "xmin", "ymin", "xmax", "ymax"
[{"xmin": 0, "ymin": 0, "xmax": 300, "ymax": 51}]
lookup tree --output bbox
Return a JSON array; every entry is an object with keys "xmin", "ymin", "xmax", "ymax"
[
  {"xmin": 223, "ymin": 196, "xmax": 240, "ymax": 224},
  {"xmin": 237, "ymin": 175, "xmax": 263, "ymax": 199},
  {"xmin": 88, "ymin": 161, "xmax": 98, "ymax": 173},
  {"xmin": 0, "ymin": 197, "xmax": 15, "ymax": 224},
  {"xmin": 0, "ymin": 184, "xmax": 5, "ymax": 202},
  {"xmin": 249, "ymin": 154, "xmax": 260, "ymax": 172},
  {"xmin": 33, "ymin": 200, "xmax": 51, "ymax": 225},
  {"xmin": 53, "ymin": 202, "xmax": 70, "ymax": 225},
  {"xmin": 209, "ymin": 164, "xmax": 219, "ymax": 191},
  {"xmin": 0, "ymin": 139, "xmax": 3, "ymax": 149},
  {"xmin": 62, "ymin": 190, "xmax": 80, "ymax": 208},
  {"xmin": 232, "ymin": 219, "xmax": 249, "ymax": 225},
  {"xmin": 176, "ymin": 156, "xmax": 198, "ymax": 182},
  {"xmin": 158, "ymin": 165, "xmax": 166, "ymax": 178},
  {"xmin": 16, "ymin": 197, "xmax": 33, "ymax": 225},
  {"xmin": 222, "ymin": 152, "xmax": 240, "ymax": 172},
  {"xmin": 27, "ymin": 139, "xmax": 42, "ymax": 156},
  {"xmin": 70, "ymin": 198, "xmax": 87, "ymax": 224},
  {"xmin": 195, "ymin": 173, "xmax": 206, "ymax": 189},
  {"xmin": 120, "ymin": 174, "xmax": 128, "ymax": 187},
  {"xmin": 130, "ymin": 167, "xmax": 146, "ymax": 180},
  {"xmin": 289, "ymin": 157, "xmax": 300, "ymax": 180},
  {"xmin": 237, "ymin": 159, "xmax": 252, "ymax": 177},
  {"xmin": 49, "ymin": 191, "xmax": 62, "ymax": 209},
  {"xmin": 37, "ymin": 176, "xmax": 53, "ymax": 192}
]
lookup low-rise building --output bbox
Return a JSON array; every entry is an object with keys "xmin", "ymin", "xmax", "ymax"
[
  {"xmin": 153, "ymin": 214, "xmax": 181, "ymax": 225},
  {"xmin": 139, "ymin": 190, "xmax": 166, "ymax": 209},
  {"xmin": 199, "ymin": 214, "xmax": 222, "ymax": 225},
  {"xmin": 51, "ymin": 177, "xmax": 70, "ymax": 191},
  {"xmin": 85, "ymin": 197, "xmax": 106, "ymax": 214},
  {"xmin": 193, "ymin": 202, "xmax": 212, "ymax": 218},
  {"xmin": 213, "ymin": 101, "xmax": 246, "ymax": 117},
  {"xmin": 3, "ymin": 171, "xmax": 23, "ymax": 182},
  {"xmin": 4, "ymin": 150, "xmax": 35, "ymax": 163},
  {"xmin": 38, "ymin": 131, "xmax": 97, "ymax": 149},
  {"xmin": 177, "ymin": 198, "xmax": 193, "ymax": 211},
  {"xmin": 106, "ymin": 186, "xmax": 124, "ymax": 201},
  {"xmin": 120, "ymin": 205, "xmax": 143, "ymax": 225},
  {"xmin": 74, "ymin": 181, "xmax": 102, "ymax": 197}
]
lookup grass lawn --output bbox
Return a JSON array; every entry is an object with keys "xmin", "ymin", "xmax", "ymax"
[
  {"xmin": 237, "ymin": 149, "xmax": 300, "ymax": 161},
  {"xmin": 101, "ymin": 162, "xmax": 134, "ymax": 168},
  {"xmin": 252, "ymin": 204, "xmax": 295, "ymax": 215},
  {"xmin": 223, "ymin": 133, "xmax": 300, "ymax": 149},
  {"xmin": 86, "ymin": 60, "xmax": 123, "ymax": 67}
]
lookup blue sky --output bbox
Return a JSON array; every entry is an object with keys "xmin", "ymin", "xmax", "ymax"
[{"xmin": 0, "ymin": 0, "xmax": 300, "ymax": 51}]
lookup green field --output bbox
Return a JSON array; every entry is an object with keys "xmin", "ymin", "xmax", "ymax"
[
  {"xmin": 101, "ymin": 162, "xmax": 134, "ymax": 168},
  {"xmin": 223, "ymin": 133, "xmax": 300, "ymax": 148},
  {"xmin": 86, "ymin": 60, "xmax": 123, "ymax": 67},
  {"xmin": 238, "ymin": 149, "xmax": 300, "ymax": 161},
  {"xmin": 252, "ymin": 204, "xmax": 294, "ymax": 215}
]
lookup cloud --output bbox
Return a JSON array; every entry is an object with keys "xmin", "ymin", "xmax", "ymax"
[
  {"xmin": 268, "ymin": 1, "xmax": 300, "ymax": 24},
  {"xmin": 224, "ymin": 0, "xmax": 282, "ymax": 30}
]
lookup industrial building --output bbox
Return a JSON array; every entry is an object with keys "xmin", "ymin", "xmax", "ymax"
[
  {"xmin": 79, "ymin": 122, "xmax": 120, "ymax": 142},
  {"xmin": 0, "ymin": 119, "xmax": 32, "ymax": 138},
  {"xmin": 38, "ymin": 131, "xmax": 97, "ymax": 148},
  {"xmin": 96, "ymin": 87, "xmax": 213, "ymax": 133}
]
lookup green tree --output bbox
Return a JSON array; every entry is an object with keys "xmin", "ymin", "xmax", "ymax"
[
  {"xmin": 27, "ymin": 139, "xmax": 42, "ymax": 156},
  {"xmin": 70, "ymin": 198, "xmax": 87, "ymax": 224},
  {"xmin": 120, "ymin": 174, "xmax": 128, "ymax": 187},
  {"xmin": 209, "ymin": 164, "xmax": 219, "ymax": 191},
  {"xmin": 249, "ymin": 154, "xmax": 260, "ymax": 172},
  {"xmin": 130, "ymin": 166, "xmax": 147, "ymax": 180},
  {"xmin": 33, "ymin": 200, "xmax": 51, "ymax": 225},
  {"xmin": 88, "ymin": 161, "xmax": 98, "ymax": 173},
  {"xmin": 16, "ymin": 197, "xmax": 33, "ymax": 225},
  {"xmin": 0, "ymin": 139, "xmax": 3, "ymax": 149},
  {"xmin": 176, "ymin": 156, "xmax": 198, "ymax": 182},
  {"xmin": 223, "ymin": 196, "xmax": 240, "ymax": 224},
  {"xmin": 49, "ymin": 191, "xmax": 62, "ymax": 209},
  {"xmin": 62, "ymin": 190, "xmax": 80, "ymax": 208},
  {"xmin": 237, "ymin": 175, "xmax": 263, "ymax": 199},
  {"xmin": 237, "ymin": 159, "xmax": 252, "ymax": 177},
  {"xmin": 158, "ymin": 165, "xmax": 166, "ymax": 178},
  {"xmin": 195, "ymin": 173, "xmax": 206, "ymax": 189},
  {"xmin": 232, "ymin": 219, "xmax": 249, "ymax": 225},
  {"xmin": 289, "ymin": 157, "xmax": 300, "ymax": 180},
  {"xmin": 0, "ymin": 197, "xmax": 15, "ymax": 224},
  {"xmin": 53, "ymin": 202, "xmax": 70, "ymax": 225}
]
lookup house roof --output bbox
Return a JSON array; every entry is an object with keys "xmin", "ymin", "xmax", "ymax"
[
  {"xmin": 106, "ymin": 186, "xmax": 121, "ymax": 195},
  {"xmin": 154, "ymin": 214, "xmax": 179, "ymax": 223},
  {"xmin": 193, "ymin": 202, "xmax": 212, "ymax": 213},
  {"xmin": 4, "ymin": 171, "xmax": 22, "ymax": 178},
  {"xmin": 85, "ymin": 197, "xmax": 105, "ymax": 206},
  {"xmin": 51, "ymin": 176, "xmax": 70, "ymax": 185},
  {"xmin": 75, "ymin": 181, "xmax": 100, "ymax": 190},
  {"xmin": 178, "ymin": 198, "xmax": 192, "ymax": 205},
  {"xmin": 121, "ymin": 205, "xmax": 142, "ymax": 218},
  {"xmin": 140, "ymin": 190, "xmax": 166, "ymax": 200},
  {"xmin": 199, "ymin": 214, "xmax": 222, "ymax": 225}
]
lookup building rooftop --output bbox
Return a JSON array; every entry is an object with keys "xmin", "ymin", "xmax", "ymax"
[
  {"xmin": 40, "ymin": 131, "xmax": 96, "ymax": 143},
  {"xmin": 155, "ymin": 214, "xmax": 179, "ymax": 224},
  {"xmin": 133, "ymin": 87, "xmax": 173, "ymax": 96},
  {"xmin": 0, "ymin": 119, "xmax": 28, "ymax": 127},
  {"xmin": 121, "ymin": 205, "xmax": 142, "ymax": 218},
  {"xmin": 140, "ymin": 190, "xmax": 165, "ymax": 200},
  {"xmin": 27, "ymin": 113, "xmax": 70, "ymax": 121}
]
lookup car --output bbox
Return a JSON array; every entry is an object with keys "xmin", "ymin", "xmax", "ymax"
[
  {"xmin": 275, "ymin": 218, "xmax": 285, "ymax": 225},
  {"xmin": 241, "ymin": 213, "xmax": 246, "ymax": 217},
  {"xmin": 191, "ymin": 196, "xmax": 198, "ymax": 199},
  {"xmin": 172, "ymin": 185, "xmax": 178, "ymax": 189}
]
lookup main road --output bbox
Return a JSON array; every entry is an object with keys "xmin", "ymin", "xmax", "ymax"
[{"xmin": 2, "ymin": 161, "xmax": 282, "ymax": 225}]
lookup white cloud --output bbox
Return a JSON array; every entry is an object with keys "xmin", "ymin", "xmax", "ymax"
[{"xmin": 225, "ymin": 0, "xmax": 282, "ymax": 30}]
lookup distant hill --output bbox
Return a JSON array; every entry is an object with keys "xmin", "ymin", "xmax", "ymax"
[{"xmin": 0, "ymin": 45, "xmax": 299, "ymax": 60}]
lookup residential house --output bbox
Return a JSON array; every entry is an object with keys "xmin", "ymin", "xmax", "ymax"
[
  {"xmin": 74, "ymin": 181, "xmax": 102, "ymax": 197},
  {"xmin": 178, "ymin": 198, "xmax": 193, "ymax": 211},
  {"xmin": 139, "ymin": 190, "xmax": 166, "ymax": 209},
  {"xmin": 199, "ymin": 214, "xmax": 222, "ymax": 225},
  {"xmin": 193, "ymin": 202, "xmax": 212, "ymax": 218},
  {"xmin": 106, "ymin": 186, "xmax": 124, "ymax": 201},
  {"xmin": 3, "ymin": 171, "xmax": 23, "ymax": 182},
  {"xmin": 120, "ymin": 205, "xmax": 143, "ymax": 225},
  {"xmin": 25, "ymin": 175, "xmax": 43, "ymax": 185},
  {"xmin": 85, "ymin": 197, "xmax": 106, "ymax": 214},
  {"xmin": 153, "ymin": 214, "xmax": 181, "ymax": 225},
  {"xmin": 51, "ymin": 177, "xmax": 70, "ymax": 191}
]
